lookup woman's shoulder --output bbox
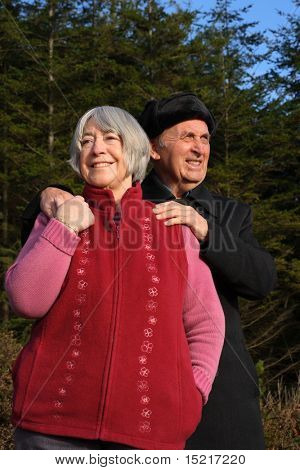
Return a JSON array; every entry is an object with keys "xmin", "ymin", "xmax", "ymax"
[{"xmin": 142, "ymin": 199, "xmax": 156, "ymax": 209}]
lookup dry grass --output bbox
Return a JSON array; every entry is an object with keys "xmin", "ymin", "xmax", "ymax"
[
  {"xmin": 262, "ymin": 379, "xmax": 300, "ymax": 449},
  {"xmin": 0, "ymin": 327, "xmax": 299, "ymax": 449},
  {"xmin": 0, "ymin": 329, "xmax": 21, "ymax": 450}
]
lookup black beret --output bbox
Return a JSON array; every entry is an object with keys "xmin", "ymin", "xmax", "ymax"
[{"xmin": 138, "ymin": 92, "xmax": 215, "ymax": 139}]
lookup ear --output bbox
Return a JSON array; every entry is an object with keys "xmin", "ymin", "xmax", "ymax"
[{"xmin": 150, "ymin": 140, "xmax": 161, "ymax": 161}]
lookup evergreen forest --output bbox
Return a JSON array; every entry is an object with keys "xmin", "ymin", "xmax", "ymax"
[{"xmin": 0, "ymin": 0, "xmax": 299, "ymax": 449}]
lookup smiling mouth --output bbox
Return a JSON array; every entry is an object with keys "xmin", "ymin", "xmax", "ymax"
[
  {"xmin": 92, "ymin": 162, "xmax": 114, "ymax": 168},
  {"xmin": 186, "ymin": 160, "xmax": 202, "ymax": 167}
]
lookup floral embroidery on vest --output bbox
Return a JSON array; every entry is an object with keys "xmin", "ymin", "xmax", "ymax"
[
  {"xmin": 137, "ymin": 215, "xmax": 160, "ymax": 434},
  {"xmin": 52, "ymin": 229, "xmax": 90, "ymax": 422}
]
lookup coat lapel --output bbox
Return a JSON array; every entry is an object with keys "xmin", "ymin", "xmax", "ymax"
[{"xmin": 142, "ymin": 169, "xmax": 217, "ymax": 221}]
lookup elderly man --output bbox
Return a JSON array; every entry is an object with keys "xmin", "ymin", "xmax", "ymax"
[{"xmin": 21, "ymin": 93, "xmax": 276, "ymax": 449}]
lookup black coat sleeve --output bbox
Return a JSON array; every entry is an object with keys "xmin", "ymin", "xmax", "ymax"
[
  {"xmin": 201, "ymin": 204, "xmax": 277, "ymax": 300},
  {"xmin": 21, "ymin": 184, "xmax": 74, "ymax": 246}
]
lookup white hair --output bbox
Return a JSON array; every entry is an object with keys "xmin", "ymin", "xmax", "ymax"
[
  {"xmin": 154, "ymin": 135, "xmax": 167, "ymax": 149},
  {"xmin": 69, "ymin": 106, "xmax": 150, "ymax": 182}
]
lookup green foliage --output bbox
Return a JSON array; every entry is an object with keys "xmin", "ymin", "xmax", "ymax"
[
  {"xmin": 0, "ymin": 0, "xmax": 299, "ymax": 447},
  {"xmin": 255, "ymin": 359, "xmax": 266, "ymax": 397}
]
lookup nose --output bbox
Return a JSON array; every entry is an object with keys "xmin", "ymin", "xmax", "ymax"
[
  {"xmin": 91, "ymin": 137, "xmax": 106, "ymax": 154},
  {"xmin": 191, "ymin": 137, "xmax": 204, "ymax": 154}
]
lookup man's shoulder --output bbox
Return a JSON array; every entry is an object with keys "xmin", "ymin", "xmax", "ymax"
[
  {"xmin": 210, "ymin": 191, "xmax": 249, "ymax": 208},
  {"xmin": 206, "ymin": 190, "xmax": 251, "ymax": 219}
]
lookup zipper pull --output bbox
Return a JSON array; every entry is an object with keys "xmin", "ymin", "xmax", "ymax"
[
  {"xmin": 114, "ymin": 211, "xmax": 121, "ymax": 240},
  {"xmin": 116, "ymin": 223, "xmax": 120, "ymax": 239}
]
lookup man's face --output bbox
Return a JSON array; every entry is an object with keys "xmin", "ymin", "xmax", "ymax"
[{"xmin": 152, "ymin": 119, "xmax": 210, "ymax": 197}]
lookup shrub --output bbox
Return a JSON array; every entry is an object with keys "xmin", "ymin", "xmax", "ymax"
[{"xmin": 0, "ymin": 328, "xmax": 22, "ymax": 450}]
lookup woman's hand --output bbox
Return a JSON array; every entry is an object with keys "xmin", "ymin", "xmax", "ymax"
[
  {"xmin": 55, "ymin": 196, "xmax": 95, "ymax": 234},
  {"xmin": 40, "ymin": 187, "xmax": 74, "ymax": 219},
  {"xmin": 153, "ymin": 201, "xmax": 208, "ymax": 241}
]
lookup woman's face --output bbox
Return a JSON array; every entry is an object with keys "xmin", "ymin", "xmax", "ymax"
[{"xmin": 79, "ymin": 118, "xmax": 132, "ymax": 193}]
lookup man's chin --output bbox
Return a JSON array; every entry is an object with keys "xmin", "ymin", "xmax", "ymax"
[{"xmin": 182, "ymin": 170, "xmax": 206, "ymax": 185}]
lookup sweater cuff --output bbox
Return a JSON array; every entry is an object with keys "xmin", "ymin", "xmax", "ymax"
[
  {"xmin": 41, "ymin": 218, "xmax": 80, "ymax": 256},
  {"xmin": 193, "ymin": 367, "xmax": 212, "ymax": 405}
]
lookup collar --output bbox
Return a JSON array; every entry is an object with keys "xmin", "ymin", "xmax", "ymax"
[
  {"xmin": 142, "ymin": 170, "xmax": 176, "ymax": 203},
  {"xmin": 142, "ymin": 169, "xmax": 217, "ymax": 218},
  {"xmin": 83, "ymin": 182, "xmax": 142, "ymax": 217}
]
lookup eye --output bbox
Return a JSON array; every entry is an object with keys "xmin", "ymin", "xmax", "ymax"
[
  {"xmin": 104, "ymin": 133, "xmax": 120, "ymax": 142},
  {"xmin": 181, "ymin": 132, "xmax": 194, "ymax": 142},
  {"xmin": 81, "ymin": 138, "xmax": 94, "ymax": 146},
  {"xmin": 200, "ymin": 135, "xmax": 210, "ymax": 144}
]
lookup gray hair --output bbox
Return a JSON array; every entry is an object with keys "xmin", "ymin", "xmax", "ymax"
[
  {"xmin": 154, "ymin": 135, "xmax": 167, "ymax": 149},
  {"xmin": 69, "ymin": 106, "xmax": 150, "ymax": 182}
]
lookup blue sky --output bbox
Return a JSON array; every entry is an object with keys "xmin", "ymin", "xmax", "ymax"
[
  {"xmin": 178, "ymin": 0, "xmax": 297, "ymax": 76},
  {"xmin": 181, "ymin": 0, "xmax": 296, "ymax": 33}
]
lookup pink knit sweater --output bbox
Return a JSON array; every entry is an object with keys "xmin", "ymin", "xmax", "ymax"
[{"xmin": 6, "ymin": 213, "xmax": 224, "ymax": 404}]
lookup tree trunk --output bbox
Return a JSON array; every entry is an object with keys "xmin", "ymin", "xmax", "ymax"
[
  {"xmin": 92, "ymin": 0, "xmax": 97, "ymax": 83},
  {"xmin": 220, "ymin": 0, "xmax": 230, "ymax": 197},
  {"xmin": 148, "ymin": 0, "xmax": 153, "ymax": 81},
  {"xmin": 48, "ymin": 0, "xmax": 55, "ymax": 159},
  {"xmin": 1, "ymin": 154, "xmax": 9, "ymax": 324},
  {"xmin": 2, "ymin": 154, "xmax": 8, "ymax": 246}
]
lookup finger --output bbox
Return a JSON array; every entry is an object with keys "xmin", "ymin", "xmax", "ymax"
[
  {"xmin": 153, "ymin": 201, "xmax": 177, "ymax": 213},
  {"xmin": 153, "ymin": 201, "xmax": 178, "ymax": 210},
  {"xmin": 43, "ymin": 206, "xmax": 54, "ymax": 219},
  {"xmin": 55, "ymin": 195, "xmax": 72, "ymax": 209},
  {"xmin": 89, "ymin": 213, "xmax": 95, "ymax": 225},
  {"xmin": 154, "ymin": 203, "xmax": 185, "ymax": 214},
  {"xmin": 48, "ymin": 200, "xmax": 58, "ymax": 219},
  {"xmin": 155, "ymin": 208, "xmax": 183, "ymax": 220},
  {"xmin": 155, "ymin": 204, "xmax": 190, "ymax": 218},
  {"xmin": 40, "ymin": 196, "xmax": 51, "ymax": 217},
  {"xmin": 67, "ymin": 197, "xmax": 87, "ymax": 208},
  {"xmin": 163, "ymin": 213, "xmax": 193, "ymax": 227},
  {"xmin": 163, "ymin": 217, "xmax": 185, "ymax": 227}
]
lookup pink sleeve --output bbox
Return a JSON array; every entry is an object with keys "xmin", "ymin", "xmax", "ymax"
[
  {"xmin": 182, "ymin": 226, "xmax": 225, "ymax": 404},
  {"xmin": 5, "ymin": 213, "xmax": 80, "ymax": 319}
]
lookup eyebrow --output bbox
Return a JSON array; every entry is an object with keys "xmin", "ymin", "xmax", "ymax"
[
  {"xmin": 180, "ymin": 130, "xmax": 210, "ymax": 137},
  {"xmin": 82, "ymin": 132, "xmax": 94, "ymax": 138},
  {"xmin": 82, "ymin": 130, "xmax": 118, "ymax": 137}
]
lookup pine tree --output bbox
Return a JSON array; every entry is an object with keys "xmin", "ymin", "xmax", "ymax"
[
  {"xmin": 0, "ymin": 1, "xmax": 35, "ymax": 321},
  {"xmin": 188, "ymin": 0, "xmax": 267, "ymax": 199},
  {"xmin": 185, "ymin": 0, "xmax": 299, "ymax": 386},
  {"xmin": 0, "ymin": 0, "xmax": 298, "ymax": 388},
  {"xmin": 245, "ymin": 0, "xmax": 300, "ymax": 385}
]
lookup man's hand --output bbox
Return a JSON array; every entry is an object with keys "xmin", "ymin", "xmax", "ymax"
[
  {"xmin": 153, "ymin": 201, "xmax": 208, "ymax": 241},
  {"xmin": 56, "ymin": 197, "xmax": 95, "ymax": 234},
  {"xmin": 40, "ymin": 188, "xmax": 74, "ymax": 218}
]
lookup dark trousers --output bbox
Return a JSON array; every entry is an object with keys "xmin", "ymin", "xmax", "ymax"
[{"xmin": 14, "ymin": 428, "xmax": 135, "ymax": 450}]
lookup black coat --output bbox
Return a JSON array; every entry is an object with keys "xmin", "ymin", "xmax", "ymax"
[{"xmin": 21, "ymin": 171, "xmax": 277, "ymax": 449}]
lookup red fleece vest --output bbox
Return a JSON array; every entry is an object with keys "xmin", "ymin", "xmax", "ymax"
[{"xmin": 12, "ymin": 183, "xmax": 202, "ymax": 450}]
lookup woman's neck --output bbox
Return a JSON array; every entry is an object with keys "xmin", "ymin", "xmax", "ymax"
[{"xmin": 109, "ymin": 175, "xmax": 133, "ymax": 206}]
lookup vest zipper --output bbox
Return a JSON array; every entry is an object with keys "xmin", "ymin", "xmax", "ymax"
[
  {"xmin": 98, "ymin": 217, "xmax": 121, "ymax": 437},
  {"xmin": 116, "ymin": 222, "xmax": 120, "ymax": 239}
]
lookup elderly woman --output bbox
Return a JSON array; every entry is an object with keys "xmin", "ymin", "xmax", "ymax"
[{"xmin": 5, "ymin": 106, "xmax": 224, "ymax": 450}]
